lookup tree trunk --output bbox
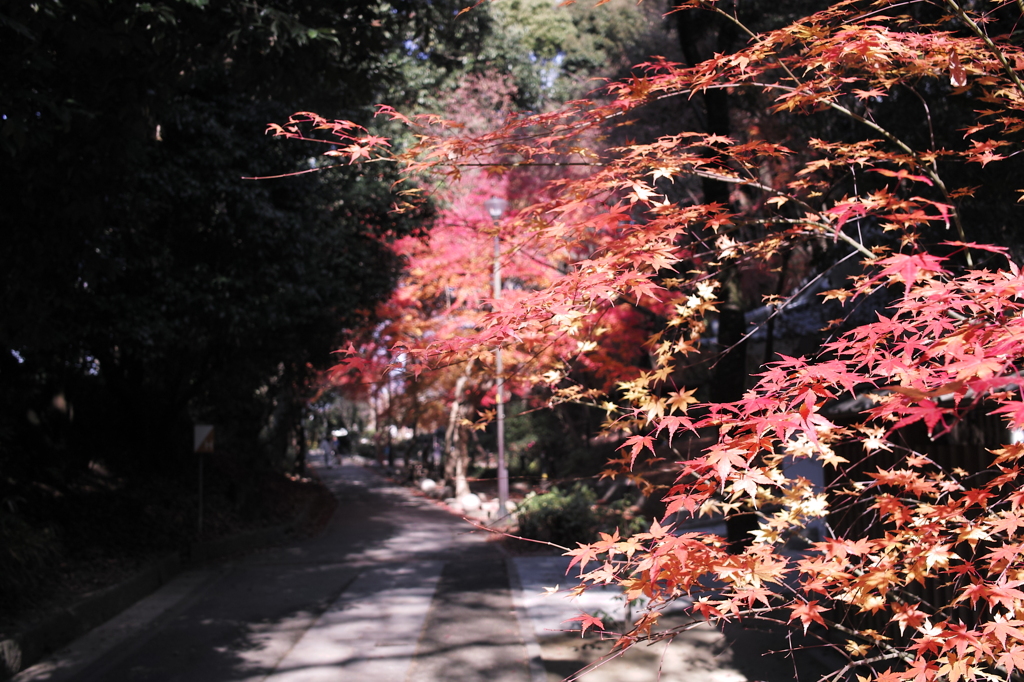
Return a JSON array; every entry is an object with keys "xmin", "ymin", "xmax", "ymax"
[
  {"xmin": 679, "ymin": 6, "xmax": 755, "ymax": 552},
  {"xmin": 443, "ymin": 362, "xmax": 473, "ymax": 498},
  {"xmin": 715, "ymin": 286, "xmax": 758, "ymax": 553}
]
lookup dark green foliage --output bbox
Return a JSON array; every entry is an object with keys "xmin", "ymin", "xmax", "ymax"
[
  {"xmin": 0, "ymin": 0, "xmax": 460, "ymax": 611},
  {"xmin": 0, "ymin": 451, "xmax": 332, "ymax": 619},
  {"xmin": 515, "ymin": 483, "xmax": 646, "ymax": 548},
  {"xmin": 0, "ymin": 0, "xmax": 446, "ymax": 484},
  {"xmin": 485, "ymin": 0, "xmax": 672, "ymax": 106},
  {"xmin": 0, "ymin": 511, "xmax": 62, "ymax": 614},
  {"xmin": 496, "ymin": 400, "xmax": 617, "ymax": 481}
]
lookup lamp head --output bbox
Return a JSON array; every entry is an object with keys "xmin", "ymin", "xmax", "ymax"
[{"xmin": 484, "ymin": 196, "xmax": 508, "ymax": 220}]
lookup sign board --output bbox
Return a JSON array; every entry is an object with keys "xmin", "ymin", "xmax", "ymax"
[{"xmin": 194, "ymin": 425, "xmax": 215, "ymax": 453}]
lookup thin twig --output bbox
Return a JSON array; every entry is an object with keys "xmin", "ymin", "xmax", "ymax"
[
  {"xmin": 459, "ymin": 515, "xmax": 572, "ymax": 553},
  {"xmin": 945, "ymin": 0, "xmax": 1024, "ymax": 101}
]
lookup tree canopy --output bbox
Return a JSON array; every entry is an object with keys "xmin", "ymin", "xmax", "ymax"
[{"xmin": 0, "ymin": 0, "xmax": 482, "ymax": 484}]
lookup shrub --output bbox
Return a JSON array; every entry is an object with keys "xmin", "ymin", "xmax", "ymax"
[{"xmin": 515, "ymin": 482, "xmax": 646, "ymax": 547}]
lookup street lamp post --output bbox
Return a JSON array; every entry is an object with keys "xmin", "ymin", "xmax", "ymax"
[{"xmin": 484, "ymin": 196, "xmax": 509, "ymax": 516}]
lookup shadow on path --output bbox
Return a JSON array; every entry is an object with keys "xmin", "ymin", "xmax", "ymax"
[{"xmin": 20, "ymin": 463, "xmax": 529, "ymax": 682}]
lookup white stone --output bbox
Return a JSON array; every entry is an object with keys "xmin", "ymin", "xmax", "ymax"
[
  {"xmin": 419, "ymin": 478, "xmax": 437, "ymax": 493},
  {"xmin": 458, "ymin": 493, "xmax": 482, "ymax": 511}
]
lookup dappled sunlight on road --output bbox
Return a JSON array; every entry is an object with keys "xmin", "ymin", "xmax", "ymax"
[{"xmin": 260, "ymin": 562, "xmax": 443, "ymax": 681}]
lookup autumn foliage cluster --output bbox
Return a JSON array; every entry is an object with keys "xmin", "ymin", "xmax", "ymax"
[{"xmin": 276, "ymin": 0, "xmax": 1024, "ymax": 679}]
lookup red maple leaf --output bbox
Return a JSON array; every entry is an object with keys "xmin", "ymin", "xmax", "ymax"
[
  {"xmin": 619, "ymin": 434, "xmax": 655, "ymax": 467},
  {"xmin": 998, "ymin": 645, "xmax": 1024, "ymax": 675},
  {"xmin": 563, "ymin": 612, "xmax": 605, "ymax": 635}
]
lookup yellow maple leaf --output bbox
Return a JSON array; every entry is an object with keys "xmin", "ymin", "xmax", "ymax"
[
  {"xmin": 666, "ymin": 388, "xmax": 699, "ymax": 413},
  {"xmin": 643, "ymin": 396, "xmax": 666, "ymax": 423},
  {"xmin": 845, "ymin": 641, "xmax": 871, "ymax": 657},
  {"xmin": 820, "ymin": 288, "xmax": 853, "ymax": 303},
  {"xmin": 650, "ymin": 165, "xmax": 678, "ymax": 182}
]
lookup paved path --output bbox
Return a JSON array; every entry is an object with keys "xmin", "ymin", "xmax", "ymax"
[
  {"xmin": 14, "ymin": 462, "xmax": 817, "ymax": 682},
  {"xmin": 15, "ymin": 463, "xmax": 531, "ymax": 682}
]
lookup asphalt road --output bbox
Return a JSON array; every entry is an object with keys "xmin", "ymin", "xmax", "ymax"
[
  {"xmin": 15, "ymin": 461, "xmax": 838, "ymax": 682},
  {"xmin": 17, "ymin": 463, "xmax": 533, "ymax": 682}
]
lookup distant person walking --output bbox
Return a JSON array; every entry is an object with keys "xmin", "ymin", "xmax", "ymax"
[{"xmin": 319, "ymin": 437, "xmax": 334, "ymax": 468}]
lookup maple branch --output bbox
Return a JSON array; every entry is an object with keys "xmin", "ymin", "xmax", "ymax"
[
  {"xmin": 241, "ymin": 165, "xmax": 335, "ymax": 181},
  {"xmin": 817, "ymin": 652, "xmax": 907, "ymax": 682},
  {"xmin": 903, "ymin": 85, "xmax": 937, "ymax": 155},
  {"xmin": 444, "ymin": 161, "xmax": 601, "ymax": 168},
  {"xmin": 819, "ymin": 615, "xmax": 916, "ymax": 667},
  {"xmin": 698, "ymin": 2, "xmax": 818, "ymax": 108},
  {"xmin": 944, "ymin": 0, "xmax": 1024, "ymax": 101},
  {"xmin": 458, "ymin": 515, "xmax": 572, "ymax": 552},
  {"xmin": 687, "ymin": 168, "xmax": 800, "ymax": 205},
  {"xmin": 797, "ymin": 222, "xmax": 874, "ymax": 260},
  {"xmin": 714, "ymin": 249, "xmax": 862, "ymax": 363},
  {"xmin": 702, "ymin": 5, "xmax": 935, "ymax": 221},
  {"xmin": 561, "ymin": 644, "xmax": 631, "ymax": 682},
  {"xmin": 652, "ymin": 77, "xmax": 970, "ymax": 248},
  {"xmin": 698, "ymin": 0, "xmax": 951, "ymax": 210},
  {"xmin": 808, "ymin": 103, "xmax": 968, "ymax": 249},
  {"xmin": 681, "ymin": 8, "xmax": 932, "ymax": 174},
  {"xmin": 680, "ymin": 167, "xmax": 876, "ymax": 258}
]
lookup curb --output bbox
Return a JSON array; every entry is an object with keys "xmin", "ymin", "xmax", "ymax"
[
  {"xmin": 505, "ymin": 556, "xmax": 549, "ymax": 682},
  {"xmin": 0, "ymin": 552, "xmax": 179, "ymax": 680},
  {"xmin": 0, "ymin": 514, "xmax": 308, "ymax": 680}
]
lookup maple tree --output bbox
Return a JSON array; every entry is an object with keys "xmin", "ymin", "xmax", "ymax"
[
  {"xmin": 328, "ymin": 71, "xmax": 619, "ymax": 491},
  {"xmin": 276, "ymin": 0, "xmax": 1024, "ymax": 679}
]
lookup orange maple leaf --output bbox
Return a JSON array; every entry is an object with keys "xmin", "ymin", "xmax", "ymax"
[{"xmin": 789, "ymin": 600, "xmax": 829, "ymax": 633}]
